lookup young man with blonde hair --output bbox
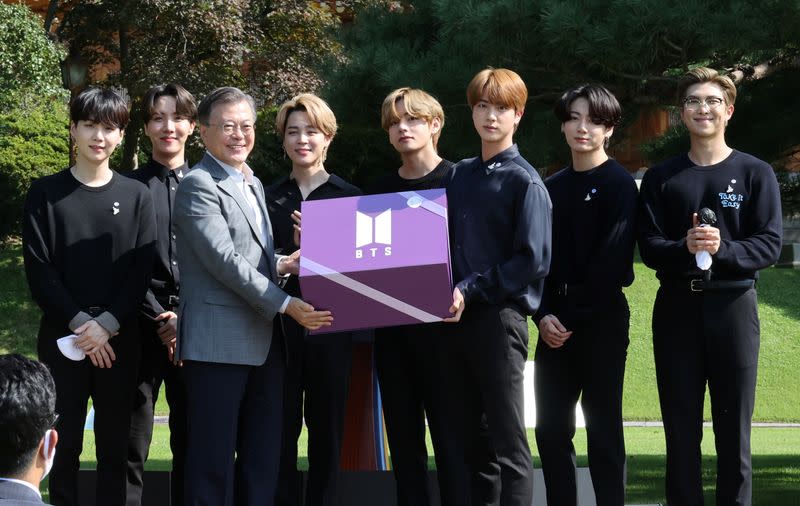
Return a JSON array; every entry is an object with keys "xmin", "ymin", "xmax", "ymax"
[
  {"xmin": 446, "ymin": 68, "xmax": 552, "ymax": 506},
  {"xmin": 638, "ymin": 67, "xmax": 782, "ymax": 506},
  {"xmin": 371, "ymin": 87, "xmax": 469, "ymax": 506},
  {"xmin": 267, "ymin": 92, "xmax": 360, "ymax": 506}
]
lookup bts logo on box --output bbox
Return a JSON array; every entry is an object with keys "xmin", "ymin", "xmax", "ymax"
[{"xmin": 355, "ymin": 209, "xmax": 393, "ymax": 259}]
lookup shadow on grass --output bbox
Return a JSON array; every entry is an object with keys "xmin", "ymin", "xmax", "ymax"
[
  {"xmin": 626, "ymin": 453, "xmax": 800, "ymax": 505},
  {"xmin": 758, "ymin": 266, "xmax": 800, "ymax": 320},
  {"xmin": 0, "ymin": 242, "xmax": 40, "ymax": 357}
]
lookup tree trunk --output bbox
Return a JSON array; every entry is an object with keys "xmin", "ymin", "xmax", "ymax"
[{"xmin": 120, "ymin": 123, "xmax": 140, "ymax": 172}]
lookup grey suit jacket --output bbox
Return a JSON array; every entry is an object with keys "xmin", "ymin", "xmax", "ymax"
[
  {"xmin": 0, "ymin": 480, "xmax": 47, "ymax": 505},
  {"xmin": 174, "ymin": 153, "xmax": 288, "ymax": 366}
]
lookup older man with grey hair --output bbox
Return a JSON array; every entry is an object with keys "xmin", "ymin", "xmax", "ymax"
[{"xmin": 174, "ymin": 87, "xmax": 332, "ymax": 506}]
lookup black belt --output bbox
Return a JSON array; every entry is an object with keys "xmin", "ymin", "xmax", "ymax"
[
  {"xmin": 552, "ymin": 282, "xmax": 621, "ymax": 298},
  {"xmin": 157, "ymin": 294, "xmax": 180, "ymax": 310},
  {"xmin": 662, "ymin": 278, "xmax": 755, "ymax": 292}
]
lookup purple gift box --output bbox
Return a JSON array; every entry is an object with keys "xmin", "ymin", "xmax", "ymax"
[{"xmin": 299, "ymin": 189, "xmax": 453, "ymax": 334}]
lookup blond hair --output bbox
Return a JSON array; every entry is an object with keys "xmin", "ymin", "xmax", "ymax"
[
  {"xmin": 275, "ymin": 93, "xmax": 338, "ymax": 138},
  {"xmin": 466, "ymin": 68, "xmax": 528, "ymax": 111},
  {"xmin": 380, "ymin": 87, "xmax": 445, "ymax": 149}
]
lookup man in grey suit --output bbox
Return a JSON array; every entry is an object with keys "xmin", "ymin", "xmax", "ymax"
[
  {"xmin": 174, "ymin": 87, "xmax": 332, "ymax": 506},
  {"xmin": 0, "ymin": 354, "xmax": 58, "ymax": 506}
]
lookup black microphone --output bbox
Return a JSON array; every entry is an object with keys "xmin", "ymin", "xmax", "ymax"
[
  {"xmin": 698, "ymin": 207, "xmax": 717, "ymax": 226},
  {"xmin": 695, "ymin": 207, "xmax": 717, "ymax": 274}
]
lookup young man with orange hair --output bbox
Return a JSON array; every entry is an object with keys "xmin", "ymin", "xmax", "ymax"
[{"xmin": 446, "ymin": 68, "xmax": 552, "ymax": 506}]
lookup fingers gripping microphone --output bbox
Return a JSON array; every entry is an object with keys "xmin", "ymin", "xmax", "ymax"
[{"xmin": 695, "ymin": 207, "xmax": 717, "ymax": 271}]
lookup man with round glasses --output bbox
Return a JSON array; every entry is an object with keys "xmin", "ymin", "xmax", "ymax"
[{"xmin": 638, "ymin": 67, "xmax": 782, "ymax": 505}]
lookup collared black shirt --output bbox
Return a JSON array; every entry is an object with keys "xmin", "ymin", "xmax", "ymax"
[
  {"xmin": 127, "ymin": 158, "xmax": 188, "ymax": 318},
  {"xmin": 266, "ymin": 173, "xmax": 361, "ymax": 298},
  {"xmin": 447, "ymin": 144, "xmax": 552, "ymax": 315}
]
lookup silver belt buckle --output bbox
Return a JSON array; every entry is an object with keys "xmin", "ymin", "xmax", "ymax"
[{"xmin": 690, "ymin": 279, "xmax": 703, "ymax": 292}]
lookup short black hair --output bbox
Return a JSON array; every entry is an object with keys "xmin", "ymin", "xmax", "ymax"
[
  {"xmin": 0, "ymin": 354, "xmax": 56, "ymax": 477},
  {"xmin": 70, "ymin": 87, "xmax": 130, "ymax": 130},
  {"xmin": 141, "ymin": 83, "xmax": 198, "ymax": 124},
  {"xmin": 554, "ymin": 83, "xmax": 622, "ymax": 128},
  {"xmin": 197, "ymin": 87, "xmax": 256, "ymax": 126}
]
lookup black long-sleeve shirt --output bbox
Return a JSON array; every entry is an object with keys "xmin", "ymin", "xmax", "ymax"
[
  {"xmin": 127, "ymin": 158, "xmax": 187, "ymax": 318},
  {"xmin": 265, "ymin": 173, "xmax": 361, "ymax": 298},
  {"xmin": 368, "ymin": 160, "xmax": 455, "ymax": 340},
  {"xmin": 447, "ymin": 144, "xmax": 552, "ymax": 315},
  {"xmin": 23, "ymin": 168, "xmax": 156, "ymax": 334},
  {"xmin": 535, "ymin": 158, "xmax": 637, "ymax": 325},
  {"xmin": 638, "ymin": 150, "xmax": 782, "ymax": 281},
  {"xmin": 369, "ymin": 159, "xmax": 455, "ymax": 195}
]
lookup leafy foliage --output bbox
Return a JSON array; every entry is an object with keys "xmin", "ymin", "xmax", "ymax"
[
  {"xmin": 324, "ymin": 0, "xmax": 800, "ymax": 182},
  {"xmin": 53, "ymin": 0, "xmax": 345, "ymax": 170},
  {"xmin": 0, "ymin": 99, "xmax": 69, "ymax": 238},
  {"xmin": 0, "ymin": 3, "xmax": 66, "ymax": 110}
]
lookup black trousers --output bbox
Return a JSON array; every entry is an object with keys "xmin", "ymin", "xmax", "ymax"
[
  {"xmin": 275, "ymin": 322, "xmax": 352, "ymax": 506},
  {"xmin": 38, "ymin": 315, "xmax": 141, "ymax": 506},
  {"xmin": 127, "ymin": 315, "xmax": 187, "ymax": 506},
  {"xmin": 183, "ymin": 345, "xmax": 284, "ymax": 506},
  {"xmin": 653, "ymin": 285, "xmax": 759, "ymax": 506},
  {"xmin": 534, "ymin": 291, "xmax": 629, "ymax": 506},
  {"xmin": 450, "ymin": 304, "xmax": 533, "ymax": 506},
  {"xmin": 374, "ymin": 323, "xmax": 471, "ymax": 506}
]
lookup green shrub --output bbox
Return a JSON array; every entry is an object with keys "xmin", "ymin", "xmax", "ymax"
[
  {"xmin": 0, "ymin": 99, "xmax": 69, "ymax": 238},
  {"xmin": 0, "ymin": 3, "xmax": 66, "ymax": 111}
]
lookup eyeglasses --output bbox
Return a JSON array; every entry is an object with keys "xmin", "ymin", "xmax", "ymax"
[
  {"xmin": 209, "ymin": 122, "xmax": 255, "ymax": 136},
  {"xmin": 683, "ymin": 96, "xmax": 726, "ymax": 110}
]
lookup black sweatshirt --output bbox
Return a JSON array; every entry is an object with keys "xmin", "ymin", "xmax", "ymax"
[
  {"xmin": 369, "ymin": 159, "xmax": 455, "ymax": 195},
  {"xmin": 447, "ymin": 144, "xmax": 552, "ymax": 315},
  {"xmin": 23, "ymin": 168, "xmax": 156, "ymax": 334},
  {"xmin": 368, "ymin": 160, "xmax": 454, "ymax": 339},
  {"xmin": 536, "ymin": 158, "xmax": 637, "ymax": 325},
  {"xmin": 638, "ymin": 150, "xmax": 782, "ymax": 281}
]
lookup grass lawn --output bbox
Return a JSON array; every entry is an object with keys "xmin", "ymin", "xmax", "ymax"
[
  {"xmin": 527, "ymin": 257, "xmax": 800, "ymax": 422},
  {"xmin": 4, "ymin": 238, "xmax": 800, "ymax": 503},
  {"xmin": 4, "ymin": 242, "xmax": 799, "ymax": 422},
  {"xmin": 68, "ymin": 425, "xmax": 800, "ymax": 505}
]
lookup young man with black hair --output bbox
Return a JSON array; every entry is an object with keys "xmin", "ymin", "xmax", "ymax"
[
  {"xmin": 126, "ymin": 83, "xmax": 197, "ymax": 506},
  {"xmin": 534, "ymin": 84, "xmax": 637, "ymax": 506},
  {"xmin": 22, "ymin": 87, "xmax": 156, "ymax": 506},
  {"xmin": 446, "ymin": 68, "xmax": 551, "ymax": 506},
  {"xmin": 638, "ymin": 67, "xmax": 782, "ymax": 506},
  {"xmin": 0, "ymin": 354, "xmax": 58, "ymax": 505}
]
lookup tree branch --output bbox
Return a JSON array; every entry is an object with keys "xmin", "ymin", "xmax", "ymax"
[{"xmin": 728, "ymin": 52, "xmax": 800, "ymax": 84}]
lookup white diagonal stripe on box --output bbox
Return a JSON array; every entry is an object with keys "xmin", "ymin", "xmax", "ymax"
[
  {"xmin": 398, "ymin": 191, "xmax": 447, "ymax": 217},
  {"xmin": 301, "ymin": 257, "xmax": 441, "ymax": 323}
]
